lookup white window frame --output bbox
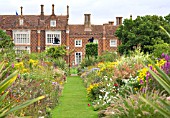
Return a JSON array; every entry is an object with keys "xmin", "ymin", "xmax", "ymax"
[
  {"xmin": 13, "ymin": 30, "xmax": 30, "ymax": 45},
  {"xmin": 50, "ymin": 20, "xmax": 56, "ymax": 27},
  {"xmin": 75, "ymin": 39, "xmax": 82, "ymax": 47},
  {"xmin": 15, "ymin": 46, "xmax": 30, "ymax": 54},
  {"xmin": 110, "ymin": 39, "xmax": 117, "ymax": 47},
  {"xmin": 75, "ymin": 52, "xmax": 82, "ymax": 65},
  {"xmin": 20, "ymin": 19, "xmax": 24, "ymax": 25},
  {"xmin": 45, "ymin": 30, "xmax": 61, "ymax": 45}
]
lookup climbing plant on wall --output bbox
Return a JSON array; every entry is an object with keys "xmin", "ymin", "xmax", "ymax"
[{"xmin": 85, "ymin": 43, "xmax": 98, "ymax": 58}]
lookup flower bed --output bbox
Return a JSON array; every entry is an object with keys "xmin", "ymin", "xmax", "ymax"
[
  {"xmin": 1, "ymin": 58, "xmax": 66, "ymax": 117},
  {"xmin": 80, "ymin": 52, "xmax": 170, "ymax": 117}
]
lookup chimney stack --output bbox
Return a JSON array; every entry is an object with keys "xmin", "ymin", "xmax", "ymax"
[
  {"xmin": 84, "ymin": 14, "xmax": 91, "ymax": 31},
  {"xmin": 67, "ymin": 5, "xmax": 69, "ymax": 18},
  {"xmin": 130, "ymin": 14, "xmax": 132, "ymax": 19},
  {"xmin": 109, "ymin": 21, "xmax": 114, "ymax": 25},
  {"xmin": 40, "ymin": 5, "xmax": 44, "ymax": 20},
  {"xmin": 20, "ymin": 6, "xmax": 23, "ymax": 16},
  {"xmin": 52, "ymin": 4, "xmax": 55, "ymax": 15},
  {"xmin": 116, "ymin": 17, "xmax": 123, "ymax": 25}
]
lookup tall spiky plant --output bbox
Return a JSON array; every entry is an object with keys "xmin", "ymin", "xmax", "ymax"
[{"xmin": 140, "ymin": 26, "xmax": 170, "ymax": 118}]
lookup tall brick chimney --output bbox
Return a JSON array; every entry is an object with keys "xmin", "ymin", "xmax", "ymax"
[
  {"xmin": 67, "ymin": 5, "xmax": 69, "ymax": 18},
  {"xmin": 40, "ymin": 5, "xmax": 44, "ymax": 20},
  {"xmin": 130, "ymin": 14, "xmax": 132, "ymax": 19},
  {"xmin": 84, "ymin": 14, "xmax": 91, "ymax": 31},
  {"xmin": 52, "ymin": 4, "xmax": 55, "ymax": 15},
  {"xmin": 116, "ymin": 17, "xmax": 123, "ymax": 25},
  {"xmin": 20, "ymin": 6, "xmax": 23, "ymax": 16},
  {"xmin": 109, "ymin": 21, "xmax": 114, "ymax": 25}
]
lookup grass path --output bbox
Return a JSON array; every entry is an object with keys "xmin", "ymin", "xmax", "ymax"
[{"xmin": 52, "ymin": 76, "xmax": 98, "ymax": 118}]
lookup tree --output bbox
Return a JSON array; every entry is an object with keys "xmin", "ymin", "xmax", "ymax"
[
  {"xmin": 0, "ymin": 30, "xmax": 14, "ymax": 49},
  {"xmin": 0, "ymin": 29, "xmax": 15, "ymax": 61},
  {"xmin": 115, "ymin": 15, "xmax": 170, "ymax": 54}
]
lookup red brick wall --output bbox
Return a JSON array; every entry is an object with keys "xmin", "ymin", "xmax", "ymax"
[
  {"xmin": 61, "ymin": 30, "xmax": 66, "ymax": 45},
  {"xmin": 40, "ymin": 30, "xmax": 45, "ymax": 51},
  {"xmin": 31, "ymin": 30, "xmax": 38, "ymax": 53}
]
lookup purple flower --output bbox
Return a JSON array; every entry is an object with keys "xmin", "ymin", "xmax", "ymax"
[
  {"xmin": 11, "ymin": 63, "xmax": 14, "ymax": 68},
  {"xmin": 165, "ymin": 54, "xmax": 170, "ymax": 61},
  {"xmin": 161, "ymin": 53, "xmax": 165, "ymax": 58},
  {"xmin": 140, "ymin": 79, "xmax": 144, "ymax": 84},
  {"xmin": 52, "ymin": 82, "xmax": 58, "ymax": 85},
  {"xmin": 150, "ymin": 66, "xmax": 153, "ymax": 70}
]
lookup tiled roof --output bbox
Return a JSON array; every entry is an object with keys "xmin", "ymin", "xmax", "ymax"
[
  {"xmin": 0, "ymin": 15, "xmax": 67, "ymax": 30},
  {"xmin": 69, "ymin": 25, "xmax": 103, "ymax": 35},
  {"xmin": 69, "ymin": 24, "xmax": 118, "ymax": 38}
]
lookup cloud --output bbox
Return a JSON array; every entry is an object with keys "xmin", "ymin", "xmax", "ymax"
[{"xmin": 0, "ymin": 0, "xmax": 170, "ymax": 24}]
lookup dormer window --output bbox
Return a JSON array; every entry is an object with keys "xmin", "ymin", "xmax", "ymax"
[
  {"xmin": 50, "ymin": 20, "xmax": 56, "ymax": 27},
  {"xmin": 20, "ymin": 19, "xmax": 24, "ymax": 25}
]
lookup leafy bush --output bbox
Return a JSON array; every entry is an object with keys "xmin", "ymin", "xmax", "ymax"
[
  {"xmin": 85, "ymin": 43, "xmax": 98, "ymax": 58},
  {"xmin": 53, "ymin": 57, "xmax": 69, "ymax": 75},
  {"xmin": 98, "ymin": 51, "xmax": 118, "ymax": 62},
  {"xmin": 152, "ymin": 43, "xmax": 170, "ymax": 58},
  {"xmin": 80, "ymin": 56, "xmax": 98, "ymax": 69},
  {"xmin": 46, "ymin": 45, "xmax": 66, "ymax": 58}
]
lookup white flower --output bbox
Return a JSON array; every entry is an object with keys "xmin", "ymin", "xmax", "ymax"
[
  {"xmin": 38, "ymin": 116, "xmax": 44, "ymax": 118},
  {"xmin": 107, "ymin": 83, "xmax": 110, "ymax": 87},
  {"xmin": 111, "ymin": 111, "xmax": 115, "ymax": 114},
  {"xmin": 99, "ymin": 95, "xmax": 102, "ymax": 99}
]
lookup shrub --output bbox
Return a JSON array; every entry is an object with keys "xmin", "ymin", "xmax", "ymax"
[
  {"xmin": 98, "ymin": 51, "xmax": 118, "ymax": 62},
  {"xmin": 85, "ymin": 43, "xmax": 98, "ymax": 58},
  {"xmin": 80, "ymin": 56, "xmax": 98, "ymax": 69}
]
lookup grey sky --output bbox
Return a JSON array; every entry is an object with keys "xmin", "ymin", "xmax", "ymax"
[{"xmin": 0, "ymin": 0, "xmax": 169, "ymax": 25}]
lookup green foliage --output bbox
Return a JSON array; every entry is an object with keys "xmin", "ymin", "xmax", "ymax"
[
  {"xmin": 85, "ymin": 43, "xmax": 98, "ymax": 58},
  {"xmin": 53, "ymin": 57, "xmax": 69, "ymax": 75},
  {"xmin": 80, "ymin": 56, "xmax": 98, "ymax": 68},
  {"xmin": 98, "ymin": 51, "xmax": 119, "ymax": 62},
  {"xmin": 0, "ymin": 30, "xmax": 14, "ymax": 49},
  {"xmin": 0, "ymin": 30, "xmax": 15, "ymax": 62},
  {"xmin": 152, "ymin": 43, "xmax": 170, "ymax": 57},
  {"xmin": 115, "ymin": 15, "xmax": 170, "ymax": 54},
  {"xmin": 46, "ymin": 45, "xmax": 66, "ymax": 58}
]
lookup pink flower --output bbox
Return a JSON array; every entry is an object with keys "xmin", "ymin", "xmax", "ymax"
[
  {"xmin": 166, "ymin": 96, "xmax": 170, "ymax": 101},
  {"xmin": 88, "ymin": 104, "xmax": 90, "ymax": 107},
  {"xmin": 11, "ymin": 63, "xmax": 14, "ymax": 68}
]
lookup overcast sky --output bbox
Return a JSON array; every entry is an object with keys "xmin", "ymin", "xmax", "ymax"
[{"xmin": 0, "ymin": 0, "xmax": 170, "ymax": 25}]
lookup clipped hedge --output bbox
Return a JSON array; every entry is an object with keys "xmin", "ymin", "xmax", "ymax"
[{"xmin": 85, "ymin": 43, "xmax": 98, "ymax": 58}]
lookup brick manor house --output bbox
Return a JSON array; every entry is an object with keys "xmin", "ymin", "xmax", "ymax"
[{"xmin": 0, "ymin": 4, "xmax": 122, "ymax": 66}]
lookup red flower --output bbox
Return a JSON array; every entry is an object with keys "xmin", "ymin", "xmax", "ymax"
[
  {"xmin": 88, "ymin": 104, "xmax": 90, "ymax": 107},
  {"xmin": 114, "ymin": 83, "xmax": 118, "ymax": 87}
]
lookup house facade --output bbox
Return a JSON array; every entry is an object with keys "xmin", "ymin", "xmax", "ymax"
[{"xmin": 0, "ymin": 4, "xmax": 122, "ymax": 66}]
